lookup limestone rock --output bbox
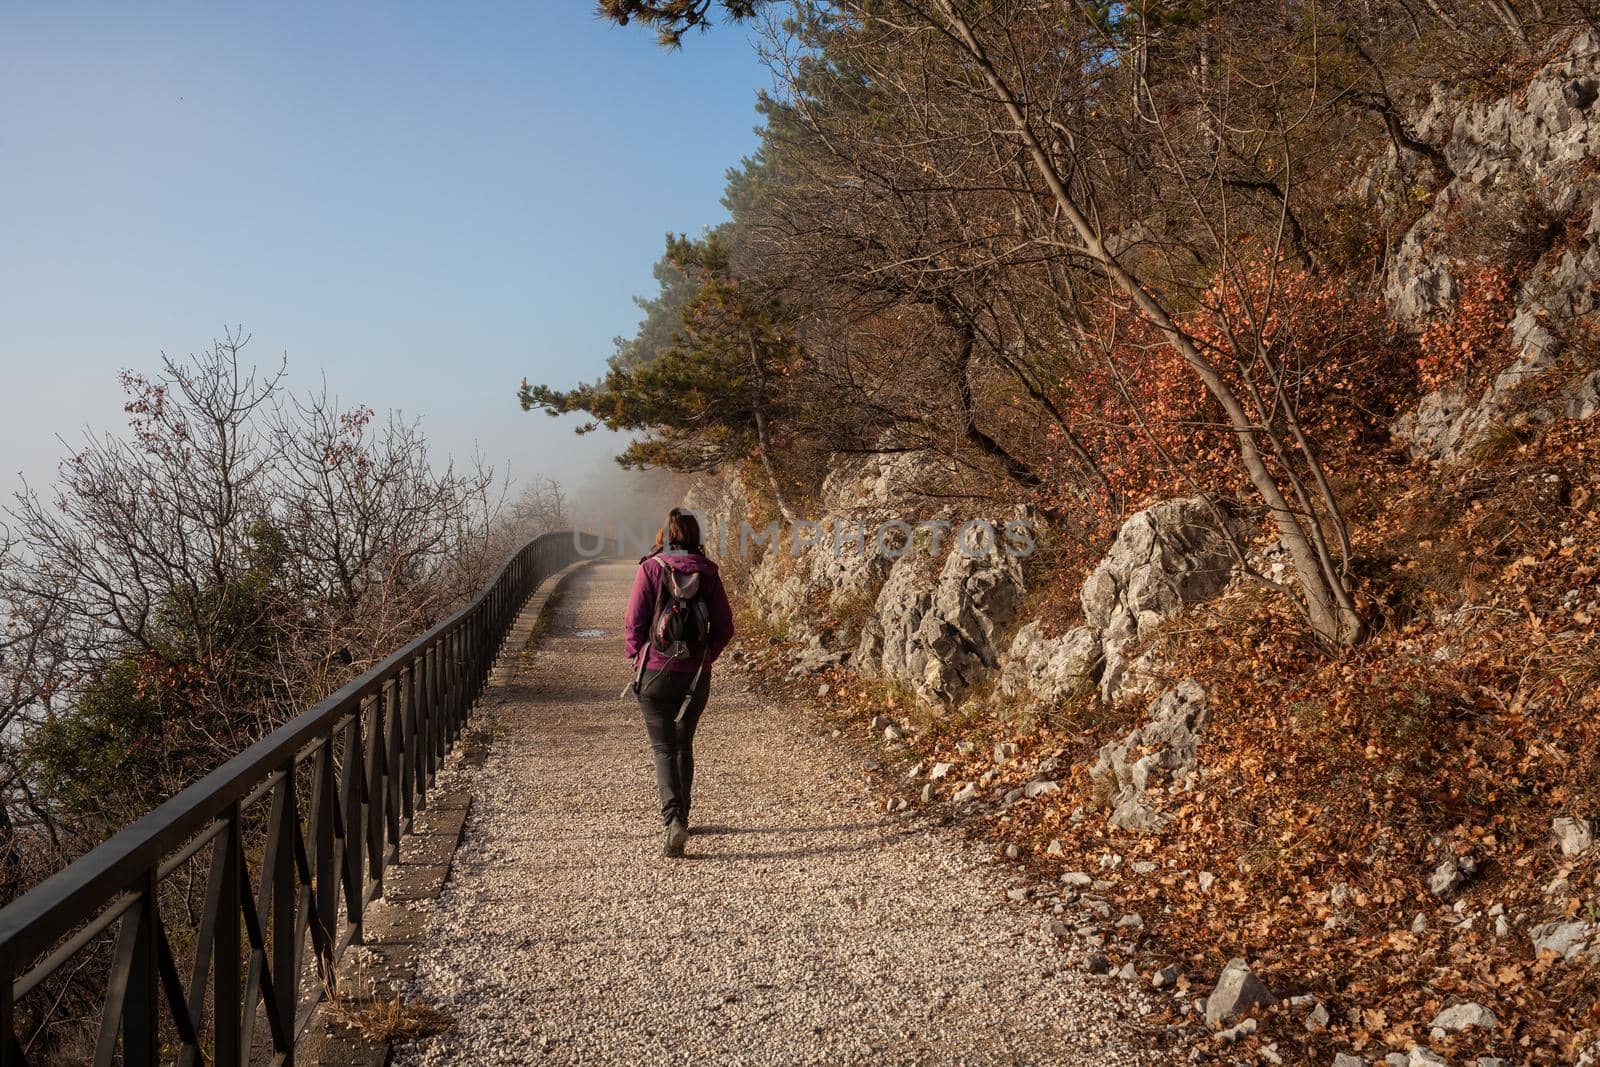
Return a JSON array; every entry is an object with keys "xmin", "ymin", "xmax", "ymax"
[
  {"xmin": 1552, "ymin": 815, "xmax": 1593, "ymax": 856},
  {"xmin": 1565, "ymin": 369, "xmax": 1600, "ymax": 419},
  {"xmin": 1215, "ymin": 1017, "xmax": 1258, "ymax": 1043},
  {"xmin": 1080, "ymin": 498, "xmax": 1244, "ymax": 702},
  {"xmin": 997, "ymin": 621, "xmax": 1102, "ymax": 708},
  {"xmin": 1427, "ymin": 856, "xmax": 1475, "ymax": 898},
  {"xmin": 1429, "ymin": 1001, "xmax": 1498, "ymax": 1033},
  {"xmin": 1204, "ymin": 958, "xmax": 1276, "ymax": 1026},
  {"xmin": 855, "ymin": 518, "xmax": 1024, "ymax": 705},
  {"xmin": 1386, "ymin": 32, "xmax": 1600, "ymax": 462},
  {"xmin": 1530, "ymin": 919, "xmax": 1594, "ymax": 959},
  {"xmin": 1089, "ymin": 680, "xmax": 1209, "ymax": 833}
]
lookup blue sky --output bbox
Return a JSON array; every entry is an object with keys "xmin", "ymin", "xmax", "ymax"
[{"xmin": 0, "ymin": 3, "xmax": 769, "ymax": 502}]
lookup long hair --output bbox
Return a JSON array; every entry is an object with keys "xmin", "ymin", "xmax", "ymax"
[{"xmin": 652, "ymin": 507, "xmax": 703, "ymax": 553}]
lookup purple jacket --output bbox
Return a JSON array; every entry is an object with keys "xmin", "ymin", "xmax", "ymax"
[{"xmin": 624, "ymin": 549, "xmax": 735, "ymax": 672}]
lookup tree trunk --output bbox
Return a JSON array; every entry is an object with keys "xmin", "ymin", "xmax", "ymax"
[{"xmin": 747, "ymin": 335, "xmax": 798, "ymax": 522}]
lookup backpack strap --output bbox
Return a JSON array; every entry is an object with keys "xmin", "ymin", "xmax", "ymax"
[
  {"xmin": 632, "ymin": 554, "xmax": 672, "ymax": 695},
  {"xmin": 675, "ymin": 647, "xmax": 710, "ymax": 725}
]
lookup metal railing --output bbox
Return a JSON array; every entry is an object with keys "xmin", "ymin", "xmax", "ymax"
[{"xmin": 0, "ymin": 530, "xmax": 615, "ymax": 1066}]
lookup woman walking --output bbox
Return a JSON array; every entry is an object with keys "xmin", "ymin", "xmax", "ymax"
[{"xmin": 623, "ymin": 508, "xmax": 734, "ymax": 858}]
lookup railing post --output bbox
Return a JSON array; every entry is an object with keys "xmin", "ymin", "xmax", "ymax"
[
  {"xmin": 384, "ymin": 679, "xmax": 402, "ymax": 851},
  {"xmin": 310, "ymin": 739, "xmax": 336, "ymax": 984},
  {"xmin": 123, "ymin": 870, "xmax": 160, "ymax": 1067},
  {"xmin": 448, "ymin": 633, "xmax": 460, "ymax": 742},
  {"xmin": 215, "ymin": 803, "xmax": 242, "ymax": 1067},
  {"xmin": 340, "ymin": 714, "xmax": 365, "ymax": 936},
  {"xmin": 270, "ymin": 772, "xmax": 297, "ymax": 1064},
  {"xmin": 422, "ymin": 643, "xmax": 439, "ymax": 787},
  {"xmin": 0, "ymin": 968, "xmax": 17, "ymax": 1067},
  {"xmin": 365, "ymin": 694, "xmax": 386, "ymax": 897},
  {"xmin": 402, "ymin": 662, "xmax": 419, "ymax": 826}
]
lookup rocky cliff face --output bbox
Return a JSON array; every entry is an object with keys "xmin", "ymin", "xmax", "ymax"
[
  {"xmin": 695, "ymin": 460, "xmax": 1244, "ymax": 714},
  {"xmin": 1389, "ymin": 30, "xmax": 1600, "ymax": 461}
]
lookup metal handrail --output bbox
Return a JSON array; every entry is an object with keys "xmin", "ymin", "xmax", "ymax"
[{"xmin": 0, "ymin": 530, "xmax": 615, "ymax": 1065}]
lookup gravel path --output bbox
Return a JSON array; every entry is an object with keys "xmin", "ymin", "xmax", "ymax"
[{"xmin": 396, "ymin": 560, "xmax": 1156, "ymax": 1066}]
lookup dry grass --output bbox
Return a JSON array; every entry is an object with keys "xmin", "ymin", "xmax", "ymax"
[{"xmin": 324, "ymin": 964, "xmax": 453, "ymax": 1045}]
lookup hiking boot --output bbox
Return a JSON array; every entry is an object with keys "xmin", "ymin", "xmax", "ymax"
[{"xmin": 663, "ymin": 819, "xmax": 688, "ymax": 858}]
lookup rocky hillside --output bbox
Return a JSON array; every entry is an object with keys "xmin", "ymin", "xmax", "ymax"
[{"xmin": 689, "ymin": 32, "xmax": 1600, "ymax": 1066}]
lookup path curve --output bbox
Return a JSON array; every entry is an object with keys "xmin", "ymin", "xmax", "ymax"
[{"xmin": 395, "ymin": 560, "xmax": 1154, "ymax": 1066}]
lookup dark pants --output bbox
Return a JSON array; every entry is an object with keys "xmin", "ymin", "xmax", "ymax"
[{"xmin": 637, "ymin": 668, "xmax": 711, "ymax": 826}]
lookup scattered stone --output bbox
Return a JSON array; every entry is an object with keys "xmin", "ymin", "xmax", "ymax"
[
  {"xmin": 1305, "ymin": 1001, "xmax": 1330, "ymax": 1032},
  {"xmin": 1332, "ymin": 1055, "xmax": 1368, "ymax": 1067},
  {"xmin": 920, "ymin": 783, "xmax": 936, "ymax": 803},
  {"xmin": 952, "ymin": 782, "xmax": 979, "ymax": 803},
  {"xmin": 1494, "ymin": 915, "xmax": 1511, "ymax": 938},
  {"xmin": 1214, "ymin": 1017, "xmax": 1257, "ymax": 1043},
  {"xmin": 1427, "ymin": 856, "xmax": 1475, "ymax": 898},
  {"xmin": 1044, "ymin": 918, "xmax": 1072, "ymax": 939},
  {"xmin": 1204, "ymin": 958, "xmax": 1276, "ymax": 1026},
  {"xmin": 907, "ymin": 761, "xmax": 925, "ymax": 779},
  {"xmin": 1152, "ymin": 965, "xmax": 1181, "ymax": 989},
  {"xmin": 1197, "ymin": 871, "xmax": 1216, "ymax": 892},
  {"xmin": 1084, "ymin": 952, "xmax": 1110, "ymax": 974},
  {"xmin": 868, "ymin": 715, "xmax": 891, "ymax": 734},
  {"xmin": 1003, "ymin": 788, "xmax": 1025, "ymax": 806},
  {"xmin": 1004, "ymin": 844, "xmax": 1021, "ymax": 860},
  {"xmin": 929, "ymin": 762, "xmax": 953, "ymax": 780},
  {"xmin": 1115, "ymin": 962, "xmax": 1137, "ymax": 981},
  {"xmin": 1429, "ymin": 1001, "xmax": 1498, "ymax": 1033},
  {"xmin": 1131, "ymin": 861, "xmax": 1157, "ymax": 874},
  {"xmin": 1023, "ymin": 779, "xmax": 1061, "ymax": 799},
  {"xmin": 1088, "ymin": 679, "xmax": 1210, "ymax": 832},
  {"xmin": 883, "ymin": 723, "xmax": 906, "ymax": 743},
  {"xmin": 1411, "ymin": 912, "xmax": 1429, "ymax": 934},
  {"xmin": 1407, "ymin": 1048, "xmax": 1448, "ymax": 1066},
  {"xmin": 1061, "ymin": 872, "xmax": 1093, "ymax": 888},
  {"xmin": 1260, "ymin": 1043, "xmax": 1284, "ymax": 1065},
  {"xmin": 1006, "ymin": 887, "xmax": 1030, "ymax": 902},
  {"xmin": 1530, "ymin": 919, "xmax": 1594, "ymax": 960},
  {"xmin": 1552, "ymin": 816, "xmax": 1593, "ymax": 856},
  {"xmin": 1115, "ymin": 913, "xmax": 1144, "ymax": 930},
  {"xmin": 817, "ymin": 683, "xmax": 830, "ymax": 698},
  {"xmin": 1046, "ymin": 839, "xmax": 1064, "ymax": 856},
  {"xmin": 993, "ymin": 741, "xmax": 1020, "ymax": 764},
  {"xmin": 955, "ymin": 740, "xmax": 976, "ymax": 756},
  {"xmin": 1475, "ymin": 1058, "xmax": 1507, "ymax": 1067}
]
